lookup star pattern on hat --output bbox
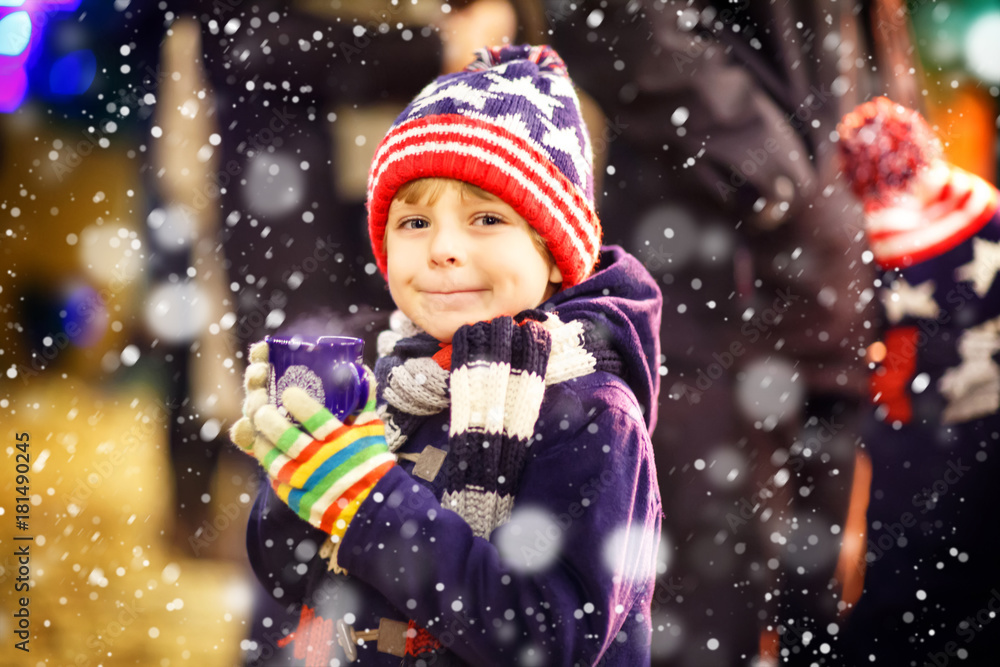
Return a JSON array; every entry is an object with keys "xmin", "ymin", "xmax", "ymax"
[
  {"xmin": 402, "ymin": 64, "xmax": 589, "ymax": 192},
  {"xmin": 955, "ymin": 237, "xmax": 1000, "ymax": 298},
  {"xmin": 483, "ymin": 70, "xmax": 566, "ymax": 119},
  {"xmin": 405, "ymin": 80, "xmax": 499, "ymax": 119},
  {"xmin": 881, "ymin": 277, "xmax": 940, "ymax": 324},
  {"xmin": 540, "ymin": 116, "xmax": 589, "ymax": 187}
]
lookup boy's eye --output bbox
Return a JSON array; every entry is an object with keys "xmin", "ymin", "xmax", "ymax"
[
  {"xmin": 400, "ymin": 218, "xmax": 429, "ymax": 230},
  {"xmin": 475, "ymin": 214, "xmax": 505, "ymax": 226}
]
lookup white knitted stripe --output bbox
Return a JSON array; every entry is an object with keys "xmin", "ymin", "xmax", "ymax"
[
  {"xmin": 256, "ymin": 411, "xmax": 316, "ymax": 462},
  {"xmin": 275, "ymin": 426, "xmax": 330, "ymax": 462},
  {"xmin": 279, "ymin": 430, "xmax": 323, "ymax": 462},
  {"xmin": 441, "ymin": 487, "xmax": 515, "ymax": 539},
  {"xmin": 542, "ymin": 316, "xmax": 597, "ymax": 385},
  {"xmin": 265, "ymin": 450, "xmax": 295, "ymax": 480},
  {"xmin": 870, "ymin": 169, "xmax": 998, "ymax": 266},
  {"xmin": 377, "ymin": 310, "xmax": 424, "ymax": 358},
  {"xmin": 448, "ymin": 363, "xmax": 545, "ymax": 441},
  {"xmin": 450, "ymin": 361, "xmax": 511, "ymax": 437},
  {"xmin": 502, "ymin": 369, "xmax": 547, "ymax": 441},
  {"xmin": 371, "ymin": 122, "xmax": 599, "ymax": 258},
  {"xmin": 377, "ymin": 329, "xmax": 403, "ymax": 359}
]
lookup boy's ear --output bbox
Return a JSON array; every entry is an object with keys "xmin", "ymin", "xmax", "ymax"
[{"xmin": 549, "ymin": 264, "xmax": 563, "ymax": 284}]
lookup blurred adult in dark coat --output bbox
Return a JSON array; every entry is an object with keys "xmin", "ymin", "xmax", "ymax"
[{"xmin": 545, "ymin": 1, "xmax": 920, "ymax": 664}]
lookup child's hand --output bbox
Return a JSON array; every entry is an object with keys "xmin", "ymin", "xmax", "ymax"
[
  {"xmin": 243, "ymin": 375, "xmax": 397, "ymax": 538},
  {"xmin": 229, "ymin": 339, "xmax": 271, "ymax": 452}
]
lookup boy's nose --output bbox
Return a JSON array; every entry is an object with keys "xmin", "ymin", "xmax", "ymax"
[{"xmin": 428, "ymin": 227, "xmax": 466, "ymax": 266}]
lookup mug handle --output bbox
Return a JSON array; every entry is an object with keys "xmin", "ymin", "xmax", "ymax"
[{"xmin": 350, "ymin": 362, "xmax": 372, "ymax": 415}]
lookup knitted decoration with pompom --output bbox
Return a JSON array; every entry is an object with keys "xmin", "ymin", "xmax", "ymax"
[
  {"xmin": 837, "ymin": 96, "xmax": 997, "ymax": 268},
  {"xmin": 836, "ymin": 96, "xmax": 942, "ymax": 209}
]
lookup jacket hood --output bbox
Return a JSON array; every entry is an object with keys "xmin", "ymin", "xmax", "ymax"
[{"xmin": 544, "ymin": 245, "xmax": 663, "ymax": 433}]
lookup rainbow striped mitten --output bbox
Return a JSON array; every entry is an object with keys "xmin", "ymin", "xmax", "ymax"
[{"xmin": 248, "ymin": 375, "xmax": 396, "ymax": 542}]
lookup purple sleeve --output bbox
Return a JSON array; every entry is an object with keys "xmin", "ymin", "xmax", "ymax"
[{"xmin": 338, "ymin": 391, "xmax": 662, "ymax": 665}]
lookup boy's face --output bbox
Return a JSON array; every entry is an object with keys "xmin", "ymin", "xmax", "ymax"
[{"xmin": 385, "ymin": 180, "xmax": 562, "ymax": 343}]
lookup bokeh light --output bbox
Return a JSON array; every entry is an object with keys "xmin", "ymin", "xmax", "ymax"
[
  {"xmin": 735, "ymin": 357, "xmax": 804, "ymax": 426},
  {"xmin": 48, "ymin": 48, "xmax": 95, "ymax": 94},
  {"xmin": 60, "ymin": 282, "xmax": 108, "ymax": 347},
  {"xmin": 964, "ymin": 12, "xmax": 1000, "ymax": 83},
  {"xmin": 495, "ymin": 506, "xmax": 563, "ymax": 574},
  {"xmin": 0, "ymin": 10, "xmax": 30, "ymax": 56},
  {"xmin": 144, "ymin": 281, "xmax": 211, "ymax": 343},
  {"xmin": 243, "ymin": 152, "xmax": 304, "ymax": 218}
]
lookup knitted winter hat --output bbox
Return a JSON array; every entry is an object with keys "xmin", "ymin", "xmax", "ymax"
[
  {"xmin": 837, "ymin": 96, "xmax": 998, "ymax": 268},
  {"xmin": 366, "ymin": 44, "xmax": 601, "ymax": 288}
]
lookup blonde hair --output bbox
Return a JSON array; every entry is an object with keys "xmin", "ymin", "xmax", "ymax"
[{"xmin": 392, "ymin": 178, "xmax": 554, "ymax": 265}]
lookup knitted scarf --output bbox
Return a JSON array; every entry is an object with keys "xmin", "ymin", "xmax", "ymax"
[{"xmin": 373, "ymin": 307, "xmax": 622, "ymax": 663}]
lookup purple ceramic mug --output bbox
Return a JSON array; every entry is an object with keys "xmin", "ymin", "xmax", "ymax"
[{"xmin": 265, "ymin": 334, "xmax": 369, "ymax": 422}]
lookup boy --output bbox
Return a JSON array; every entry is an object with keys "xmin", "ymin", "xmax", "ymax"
[{"xmin": 231, "ymin": 45, "xmax": 663, "ymax": 665}]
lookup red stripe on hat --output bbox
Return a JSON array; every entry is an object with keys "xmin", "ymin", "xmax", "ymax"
[{"xmin": 871, "ymin": 172, "xmax": 998, "ymax": 269}]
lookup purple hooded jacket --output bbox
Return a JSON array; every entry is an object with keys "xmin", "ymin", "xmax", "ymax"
[{"xmin": 246, "ymin": 246, "xmax": 663, "ymax": 666}]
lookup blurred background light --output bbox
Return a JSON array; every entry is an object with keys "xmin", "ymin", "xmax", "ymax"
[
  {"xmin": 964, "ymin": 12, "xmax": 1000, "ymax": 83},
  {"xmin": 0, "ymin": 10, "xmax": 31, "ymax": 56},
  {"xmin": 61, "ymin": 282, "xmax": 108, "ymax": 347},
  {"xmin": 144, "ymin": 281, "xmax": 211, "ymax": 343},
  {"xmin": 0, "ymin": 0, "xmax": 87, "ymax": 113},
  {"xmin": 48, "ymin": 47, "xmax": 94, "ymax": 94},
  {"xmin": 77, "ymin": 223, "xmax": 144, "ymax": 287},
  {"xmin": 0, "ymin": 67, "xmax": 26, "ymax": 110}
]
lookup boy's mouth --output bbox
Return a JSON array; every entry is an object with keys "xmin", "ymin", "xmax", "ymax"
[{"xmin": 422, "ymin": 289, "xmax": 488, "ymax": 308}]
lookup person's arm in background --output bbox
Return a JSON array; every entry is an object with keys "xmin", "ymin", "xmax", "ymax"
[
  {"xmin": 194, "ymin": 0, "xmax": 443, "ymax": 107},
  {"xmin": 545, "ymin": 0, "xmax": 816, "ymax": 231}
]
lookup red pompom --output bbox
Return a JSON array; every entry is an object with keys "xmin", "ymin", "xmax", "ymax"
[{"xmin": 837, "ymin": 96, "xmax": 941, "ymax": 208}]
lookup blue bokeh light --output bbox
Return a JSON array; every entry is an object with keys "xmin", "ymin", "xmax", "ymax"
[
  {"xmin": 49, "ymin": 48, "xmax": 94, "ymax": 94},
  {"xmin": 61, "ymin": 283, "xmax": 108, "ymax": 348}
]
